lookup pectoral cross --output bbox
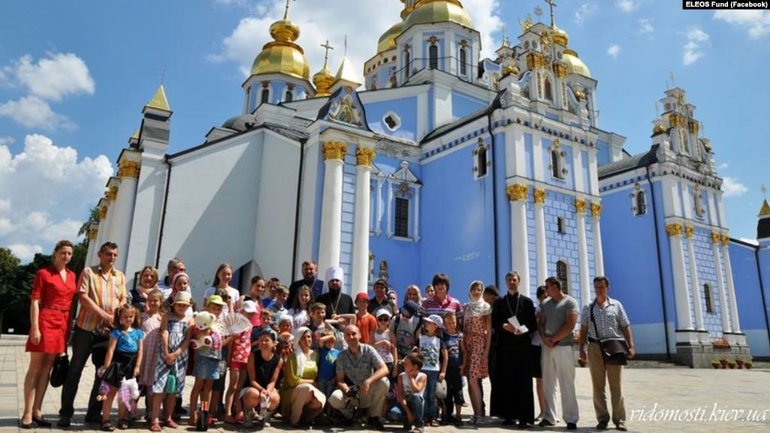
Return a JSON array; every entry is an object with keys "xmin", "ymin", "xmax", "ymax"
[{"xmin": 320, "ymin": 40, "xmax": 334, "ymax": 68}]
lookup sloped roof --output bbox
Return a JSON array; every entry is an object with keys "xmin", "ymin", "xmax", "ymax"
[{"xmin": 598, "ymin": 144, "xmax": 659, "ymax": 179}]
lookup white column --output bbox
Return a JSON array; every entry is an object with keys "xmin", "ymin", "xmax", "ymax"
[
  {"xmin": 685, "ymin": 226, "xmax": 705, "ymax": 331},
  {"xmin": 112, "ymin": 160, "xmax": 140, "ymax": 272},
  {"xmin": 721, "ymin": 235, "xmax": 741, "ymax": 333},
  {"xmin": 507, "ymin": 184, "xmax": 530, "ymax": 294},
  {"xmin": 711, "ymin": 232, "xmax": 731, "ymax": 333},
  {"xmin": 413, "ymin": 184, "xmax": 421, "ymax": 241},
  {"xmin": 534, "ymin": 188, "xmax": 548, "ymax": 286},
  {"xmin": 86, "ymin": 224, "xmax": 99, "ymax": 267},
  {"xmin": 591, "ymin": 202, "xmax": 604, "ymax": 276},
  {"xmin": 98, "ymin": 182, "xmax": 119, "ymax": 249},
  {"xmin": 317, "ymin": 141, "xmax": 348, "ymax": 274},
  {"xmin": 576, "ymin": 199, "xmax": 590, "ymax": 308},
  {"xmin": 668, "ymin": 223, "xmax": 693, "ymax": 330},
  {"xmin": 351, "ymin": 147, "xmax": 374, "ymax": 296}
]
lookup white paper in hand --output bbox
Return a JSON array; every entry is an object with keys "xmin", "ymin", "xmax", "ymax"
[{"xmin": 508, "ymin": 316, "xmax": 529, "ymax": 333}]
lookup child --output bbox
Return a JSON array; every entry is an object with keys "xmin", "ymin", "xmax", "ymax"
[
  {"xmin": 441, "ymin": 312, "xmax": 464, "ymax": 426},
  {"xmin": 240, "ymin": 276, "xmax": 265, "ymax": 327},
  {"xmin": 150, "ymin": 288, "xmax": 193, "ymax": 431},
  {"xmin": 354, "ymin": 293, "xmax": 377, "ymax": 345},
  {"xmin": 276, "ymin": 315, "xmax": 294, "ymax": 335},
  {"xmin": 316, "ymin": 329, "xmax": 340, "ymax": 399},
  {"xmin": 241, "ymin": 329, "xmax": 283, "ymax": 427},
  {"xmin": 391, "ymin": 300, "xmax": 422, "ymax": 362},
  {"xmin": 267, "ymin": 285, "xmax": 290, "ymax": 318},
  {"xmin": 224, "ymin": 301, "xmax": 258, "ymax": 424},
  {"xmin": 289, "ymin": 285, "xmax": 312, "ymax": 329},
  {"xmin": 188, "ymin": 298, "xmax": 228, "ymax": 427},
  {"xmin": 424, "ymin": 285, "xmax": 435, "ymax": 301},
  {"xmin": 139, "ymin": 290, "xmax": 164, "ymax": 420},
  {"xmin": 393, "ymin": 353, "xmax": 428, "ymax": 433},
  {"xmin": 100, "ymin": 305, "xmax": 144, "ymax": 431},
  {"xmin": 373, "ymin": 309, "xmax": 397, "ymax": 378},
  {"xmin": 308, "ymin": 303, "xmax": 327, "ymax": 350},
  {"xmin": 419, "ymin": 314, "xmax": 447, "ymax": 427}
]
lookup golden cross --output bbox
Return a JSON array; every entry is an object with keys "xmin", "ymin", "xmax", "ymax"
[
  {"xmin": 762, "ymin": 184, "xmax": 767, "ymax": 200},
  {"xmin": 669, "ymin": 70, "xmax": 676, "ymax": 88},
  {"xmin": 283, "ymin": 0, "xmax": 295, "ymax": 20},
  {"xmin": 544, "ymin": 0, "xmax": 557, "ymax": 26},
  {"xmin": 320, "ymin": 40, "xmax": 334, "ymax": 68}
]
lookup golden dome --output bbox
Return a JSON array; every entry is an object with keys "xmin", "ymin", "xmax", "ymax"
[
  {"xmin": 562, "ymin": 48, "xmax": 591, "ymax": 78},
  {"xmin": 652, "ymin": 123, "xmax": 667, "ymax": 135},
  {"xmin": 403, "ymin": 0, "xmax": 473, "ymax": 31},
  {"xmin": 313, "ymin": 65, "xmax": 334, "ymax": 97},
  {"xmin": 551, "ymin": 25, "xmax": 569, "ymax": 46},
  {"xmin": 378, "ymin": 21, "xmax": 403, "ymax": 54},
  {"xmin": 501, "ymin": 64, "xmax": 520, "ymax": 78},
  {"xmin": 250, "ymin": 18, "xmax": 310, "ymax": 80}
]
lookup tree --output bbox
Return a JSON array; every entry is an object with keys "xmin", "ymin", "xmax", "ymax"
[
  {"xmin": 0, "ymin": 247, "xmax": 23, "ymax": 300},
  {"xmin": 78, "ymin": 206, "xmax": 99, "ymax": 248}
]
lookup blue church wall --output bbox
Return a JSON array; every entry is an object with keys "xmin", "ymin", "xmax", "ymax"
[
  {"xmin": 419, "ymin": 138, "xmax": 497, "ymax": 295},
  {"xmin": 543, "ymin": 191, "xmax": 581, "ymax": 303},
  {"xmin": 581, "ymin": 150, "xmax": 590, "ymax": 193},
  {"xmin": 451, "ymin": 91, "xmax": 486, "ymax": 121},
  {"xmin": 421, "ymin": 32, "xmax": 446, "ymax": 71},
  {"xmin": 596, "ymin": 139, "xmax": 610, "ymax": 166},
  {"xmin": 650, "ymin": 181, "xmax": 679, "ymax": 352},
  {"xmin": 365, "ymin": 96, "xmax": 419, "ymax": 141},
  {"xmin": 493, "ymin": 132, "xmax": 511, "ymax": 289},
  {"xmin": 524, "ymin": 133, "xmax": 533, "ymax": 179},
  {"xmin": 600, "ymin": 181, "xmax": 670, "ymax": 354},
  {"xmin": 311, "ymin": 144, "xmax": 326, "ymax": 268},
  {"xmin": 730, "ymin": 242, "xmax": 770, "ymax": 357}
]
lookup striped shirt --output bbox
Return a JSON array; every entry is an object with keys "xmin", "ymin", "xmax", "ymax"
[
  {"xmin": 421, "ymin": 295, "xmax": 463, "ymax": 319},
  {"xmin": 75, "ymin": 266, "xmax": 127, "ymax": 331},
  {"xmin": 581, "ymin": 297, "xmax": 630, "ymax": 341}
]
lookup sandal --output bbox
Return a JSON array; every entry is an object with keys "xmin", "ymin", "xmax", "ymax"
[
  {"xmin": 149, "ymin": 422, "xmax": 162, "ymax": 432},
  {"xmin": 164, "ymin": 418, "xmax": 178, "ymax": 428},
  {"xmin": 429, "ymin": 420, "xmax": 440, "ymax": 427},
  {"xmin": 117, "ymin": 419, "xmax": 129, "ymax": 430},
  {"xmin": 101, "ymin": 421, "xmax": 115, "ymax": 431}
]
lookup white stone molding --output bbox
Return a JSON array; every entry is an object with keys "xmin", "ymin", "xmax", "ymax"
[
  {"xmin": 352, "ymin": 161, "xmax": 373, "ymax": 296},
  {"xmin": 591, "ymin": 205, "xmax": 605, "ymax": 277},
  {"xmin": 667, "ymin": 223, "xmax": 693, "ymax": 330}
]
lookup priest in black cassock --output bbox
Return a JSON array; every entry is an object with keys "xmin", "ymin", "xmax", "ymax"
[{"xmin": 490, "ymin": 271, "xmax": 538, "ymax": 428}]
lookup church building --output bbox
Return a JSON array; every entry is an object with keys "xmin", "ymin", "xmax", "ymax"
[{"xmin": 86, "ymin": 0, "xmax": 769, "ymax": 366}]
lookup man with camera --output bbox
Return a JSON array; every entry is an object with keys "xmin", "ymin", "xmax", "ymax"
[{"xmin": 328, "ymin": 325, "xmax": 390, "ymax": 430}]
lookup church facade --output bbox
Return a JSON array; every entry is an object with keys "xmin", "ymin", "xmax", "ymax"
[{"xmin": 86, "ymin": 0, "xmax": 770, "ymax": 365}]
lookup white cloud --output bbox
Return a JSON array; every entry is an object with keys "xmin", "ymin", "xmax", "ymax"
[
  {"xmin": 683, "ymin": 26, "xmax": 709, "ymax": 66},
  {"xmin": 714, "ymin": 10, "xmax": 770, "ymax": 39},
  {"xmin": 211, "ymin": 0, "xmax": 502, "ymax": 83},
  {"xmin": 7, "ymin": 244, "xmax": 44, "ymax": 263},
  {"xmin": 574, "ymin": 3, "xmax": 598, "ymax": 25},
  {"xmin": 722, "ymin": 176, "xmax": 748, "ymax": 198},
  {"xmin": 616, "ymin": 0, "xmax": 636, "ymax": 12},
  {"xmin": 739, "ymin": 237, "xmax": 759, "ymax": 246},
  {"xmin": 0, "ymin": 136, "xmax": 13, "ymax": 146},
  {"xmin": 12, "ymin": 53, "xmax": 95, "ymax": 102},
  {"xmin": 639, "ymin": 18, "xmax": 654, "ymax": 34},
  {"xmin": 607, "ymin": 44, "xmax": 621, "ymax": 59},
  {"xmin": 717, "ymin": 162, "xmax": 729, "ymax": 170},
  {"xmin": 0, "ymin": 134, "xmax": 113, "ymax": 263},
  {"xmin": 0, "ymin": 96, "xmax": 74, "ymax": 130}
]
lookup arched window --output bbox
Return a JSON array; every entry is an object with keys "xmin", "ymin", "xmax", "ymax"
[
  {"xmin": 704, "ymin": 283, "xmax": 713, "ymax": 313},
  {"xmin": 693, "ymin": 185, "xmax": 705, "ymax": 218},
  {"xmin": 394, "ymin": 197, "xmax": 409, "ymax": 237},
  {"xmin": 284, "ymin": 90, "xmax": 293, "ymax": 102},
  {"xmin": 551, "ymin": 149, "xmax": 561, "ymax": 178},
  {"xmin": 632, "ymin": 183, "xmax": 647, "ymax": 215},
  {"xmin": 429, "ymin": 44, "xmax": 439, "ymax": 69},
  {"xmin": 544, "ymin": 78, "xmax": 553, "ymax": 101},
  {"xmin": 459, "ymin": 47, "xmax": 467, "ymax": 76},
  {"xmin": 549, "ymin": 139, "xmax": 566, "ymax": 180},
  {"xmin": 473, "ymin": 139, "xmax": 488, "ymax": 179},
  {"xmin": 404, "ymin": 48, "xmax": 412, "ymax": 80},
  {"xmin": 260, "ymin": 89, "xmax": 270, "ymax": 104},
  {"xmin": 556, "ymin": 260, "xmax": 569, "ymax": 295}
]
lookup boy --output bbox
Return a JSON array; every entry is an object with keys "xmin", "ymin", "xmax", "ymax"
[
  {"xmin": 266, "ymin": 285, "xmax": 289, "ymax": 318},
  {"xmin": 355, "ymin": 293, "xmax": 377, "ymax": 345},
  {"xmin": 391, "ymin": 353, "xmax": 428, "ymax": 433}
]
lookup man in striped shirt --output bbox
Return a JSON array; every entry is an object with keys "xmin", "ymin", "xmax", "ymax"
[
  {"xmin": 58, "ymin": 242, "xmax": 126, "ymax": 427},
  {"xmin": 421, "ymin": 273, "xmax": 463, "ymax": 320}
]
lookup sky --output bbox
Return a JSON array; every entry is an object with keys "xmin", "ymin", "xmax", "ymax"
[{"xmin": 0, "ymin": 0, "xmax": 768, "ymax": 262}]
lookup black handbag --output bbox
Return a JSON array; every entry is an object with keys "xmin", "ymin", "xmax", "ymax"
[
  {"xmin": 50, "ymin": 353, "xmax": 69, "ymax": 387},
  {"xmin": 590, "ymin": 301, "xmax": 628, "ymax": 366}
]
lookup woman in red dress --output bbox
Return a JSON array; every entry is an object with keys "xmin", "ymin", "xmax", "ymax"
[{"xmin": 21, "ymin": 240, "xmax": 77, "ymax": 429}]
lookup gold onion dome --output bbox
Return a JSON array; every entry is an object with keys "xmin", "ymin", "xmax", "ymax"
[
  {"xmin": 652, "ymin": 123, "xmax": 667, "ymax": 135},
  {"xmin": 502, "ymin": 64, "xmax": 520, "ymax": 78},
  {"xmin": 250, "ymin": 18, "xmax": 310, "ymax": 80},
  {"xmin": 313, "ymin": 65, "xmax": 334, "ymax": 97},
  {"xmin": 378, "ymin": 21, "xmax": 403, "ymax": 54},
  {"xmin": 562, "ymin": 48, "xmax": 591, "ymax": 78},
  {"xmin": 551, "ymin": 25, "xmax": 569, "ymax": 46},
  {"xmin": 403, "ymin": 0, "xmax": 473, "ymax": 31}
]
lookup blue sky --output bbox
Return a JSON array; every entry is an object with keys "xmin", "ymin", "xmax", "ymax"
[{"xmin": 0, "ymin": 0, "xmax": 768, "ymax": 262}]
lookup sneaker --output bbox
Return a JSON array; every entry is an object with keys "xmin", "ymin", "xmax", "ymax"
[
  {"xmin": 615, "ymin": 421, "xmax": 628, "ymax": 431},
  {"xmin": 566, "ymin": 422, "xmax": 577, "ymax": 430},
  {"xmin": 596, "ymin": 421, "xmax": 609, "ymax": 430},
  {"xmin": 537, "ymin": 419, "xmax": 555, "ymax": 427},
  {"xmin": 57, "ymin": 417, "xmax": 72, "ymax": 428},
  {"xmin": 367, "ymin": 417, "xmax": 384, "ymax": 430}
]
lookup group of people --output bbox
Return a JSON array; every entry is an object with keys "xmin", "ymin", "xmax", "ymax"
[{"xmin": 22, "ymin": 240, "xmax": 635, "ymax": 432}]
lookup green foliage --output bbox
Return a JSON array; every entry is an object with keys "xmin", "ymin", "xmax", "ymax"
[{"xmin": 0, "ymin": 247, "xmax": 24, "ymax": 301}]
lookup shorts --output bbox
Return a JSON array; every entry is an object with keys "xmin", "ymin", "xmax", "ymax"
[
  {"xmin": 193, "ymin": 354, "xmax": 221, "ymax": 381},
  {"xmin": 531, "ymin": 345, "xmax": 543, "ymax": 379},
  {"xmin": 230, "ymin": 361, "xmax": 247, "ymax": 371}
]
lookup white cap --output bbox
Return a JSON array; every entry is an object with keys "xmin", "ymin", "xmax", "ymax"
[
  {"xmin": 375, "ymin": 309, "xmax": 392, "ymax": 319},
  {"xmin": 424, "ymin": 314, "xmax": 444, "ymax": 328},
  {"xmin": 241, "ymin": 300, "xmax": 258, "ymax": 313}
]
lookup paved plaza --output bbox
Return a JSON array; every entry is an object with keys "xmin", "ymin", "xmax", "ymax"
[{"xmin": 2, "ymin": 336, "xmax": 769, "ymax": 433}]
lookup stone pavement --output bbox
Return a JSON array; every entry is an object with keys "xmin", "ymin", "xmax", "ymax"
[{"xmin": 2, "ymin": 336, "xmax": 769, "ymax": 433}]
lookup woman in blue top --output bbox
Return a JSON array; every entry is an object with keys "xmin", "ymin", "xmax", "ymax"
[{"xmin": 100, "ymin": 305, "xmax": 144, "ymax": 431}]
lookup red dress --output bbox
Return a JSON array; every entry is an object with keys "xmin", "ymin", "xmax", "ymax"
[{"xmin": 25, "ymin": 266, "xmax": 76, "ymax": 354}]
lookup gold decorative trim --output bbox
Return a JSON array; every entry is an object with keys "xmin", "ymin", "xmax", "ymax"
[
  {"xmin": 668, "ymin": 112, "xmax": 686, "ymax": 129},
  {"xmin": 720, "ymin": 234, "xmax": 730, "ymax": 246},
  {"xmin": 118, "ymin": 160, "xmax": 141, "ymax": 179},
  {"xmin": 666, "ymin": 223, "xmax": 683, "ymax": 237},
  {"xmin": 323, "ymin": 141, "xmax": 348, "ymax": 161},
  {"xmin": 575, "ymin": 198, "xmax": 586, "ymax": 214},
  {"xmin": 533, "ymin": 188, "xmax": 546, "ymax": 205},
  {"xmin": 506, "ymin": 184, "xmax": 528, "ymax": 202},
  {"xmin": 688, "ymin": 121, "xmax": 700, "ymax": 135},
  {"xmin": 711, "ymin": 231, "xmax": 720, "ymax": 245},
  {"xmin": 526, "ymin": 52, "xmax": 547, "ymax": 69},
  {"xmin": 106, "ymin": 186, "xmax": 119, "ymax": 201},
  {"xmin": 98, "ymin": 206, "xmax": 108, "ymax": 221},
  {"xmin": 87, "ymin": 227, "xmax": 98, "ymax": 241},
  {"xmin": 591, "ymin": 202, "xmax": 602, "ymax": 218},
  {"xmin": 356, "ymin": 147, "xmax": 375, "ymax": 167},
  {"xmin": 685, "ymin": 225, "xmax": 694, "ymax": 238},
  {"xmin": 553, "ymin": 63, "xmax": 567, "ymax": 78}
]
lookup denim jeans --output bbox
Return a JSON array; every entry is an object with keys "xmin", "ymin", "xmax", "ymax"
[
  {"xmin": 59, "ymin": 327, "xmax": 108, "ymax": 420},
  {"xmin": 422, "ymin": 370, "xmax": 439, "ymax": 421},
  {"xmin": 389, "ymin": 394, "xmax": 425, "ymax": 428}
]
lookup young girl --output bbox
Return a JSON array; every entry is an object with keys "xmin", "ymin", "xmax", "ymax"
[
  {"xmin": 188, "ymin": 299, "xmax": 227, "ymax": 427},
  {"xmin": 419, "ymin": 314, "xmax": 447, "ymax": 427},
  {"xmin": 202, "ymin": 263, "xmax": 238, "ymax": 316},
  {"xmin": 441, "ymin": 312, "xmax": 464, "ymax": 426},
  {"xmin": 464, "ymin": 280, "xmax": 492, "ymax": 425},
  {"xmin": 241, "ymin": 330, "xmax": 283, "ymax": 428},
  {"xmin": 224, "ymin": 301, "xmax": 258, "ymax": 424},
  {"xmin": 150, "ymin": 288, "xmax": 193, "ymax": 432},
  {"xmin": 100, "ymin": 305, "xmax": 144, "ymax": 431},
  {"xmin": 394, "ymin": 353, "xmax": 428, "ymax": 433},
  {"xmin": 373, "ymin": 310, "xmax": 397, "ymax": 378},
  {"xmin": 404, "ymin": 284, "xmax": 422, "ymax": 305},
  {"xmin": 289, "ymin": 285, "xmax": 312, "ymax": 329},
  {"xmin": 139, "ymin": 290, "xmax": 164, "ymax": 420}
]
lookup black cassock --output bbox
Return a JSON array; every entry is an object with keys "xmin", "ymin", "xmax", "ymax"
[{"xmin": 490, "ymin": 291, "xmax": 537, "ymax": 423}]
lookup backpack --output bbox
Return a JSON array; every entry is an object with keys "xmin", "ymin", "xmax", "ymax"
[{"xmin": 393, "ymin": 314, "xmax": 423, "ymax": 357}]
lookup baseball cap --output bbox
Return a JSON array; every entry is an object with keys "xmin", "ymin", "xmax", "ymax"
[
  {"xmin": 241, "ymin": 300, "xmax": 258, "ymax": 313},
  {"xmin": 355, "ymin": 292, "xmax": 369, "ymax": 302},
  {"xmin": 207, "ymin": 294, "xmax": 227, "ymax": 306},
  {"xmin": 423, "ymin": 314, "xmax": 444, "ymax": 328}
]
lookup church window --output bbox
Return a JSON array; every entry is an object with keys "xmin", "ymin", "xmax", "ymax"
[
  {"xmin": 544, "ymin": 78, "xmax": 553, "ymax": 101},
  {"xmin": 549, "ymin": 139, "xmax": 566, "ymax": 180},
  {"xmin": 284, "ymin": 90, "xmax": 293, "ymax": 102},
  {"xmin": 704, "ymin": 283, "xmax": 713, "ymax": 313},
  {"xmin": 382, "ymin": 111, "xmax": 401, "ymax": 132},
  {"xmin": 693, "ymin": 185, "xmax": 705, "ymax": 218},
  {"xmin": 632, "ymin": 183, "xmax": 647, "ymax": 215},
  {"xmin": 394, "ymin": 197, "xmax": 409, "ymax": 237},
  {"xmin": 260, "ymin": 89, "xmax": 270, "ymax": 104},
  {"xmin": 473, "ymin": 139, "xmax": 489, "ymax": 179},
  {"xmin": 429, "ymin": 44, "xmax": 439, "ymax": 69},
  {"xmin": 459, "ymin": 47, "xmax": 468, "ymax": 76},
  {"xmin": 404, "ymin": 47, "xmax": 412, "ymax": 80},
  {"xmin": 557, "ymin": 217, "xmax": 566, "ymax": 234},
  {"xmin": 556, "ymin": 260, "xmax": 569, "ymax": 295}
]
